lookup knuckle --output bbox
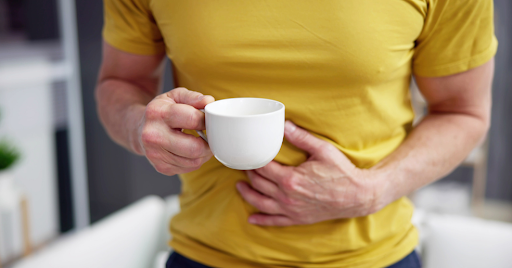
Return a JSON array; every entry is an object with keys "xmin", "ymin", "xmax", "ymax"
[
  {"xmin": 154, "ymin": 163, "xmax": 171, "ymax": 175},
  {"xmin": 281, "ymin": 175, "xmax": 300, "ymax": 192},
  {"xmin": 141, "ymin": 129, "xmax": 159, "ymax": 146},
  {"xmin": 258, "ymin": 199, "xmax": 272, "ymax": 211},
  {"xmin": 318, "ymin": 142, "xmax": 332, "ymax": 153},
  {"xmin": 167, "ymin": 106, "xmax": 180, "ymax": 125},
  {"xmin": 145, "ymin": 150, "xmax": 160, "ymax": 161},
  {"xmin": 188, "ymin": 142, "xmax": 204, "ymax": 158},
  {"xmin": 154, "ymin": 164, "xmax": 165, "ymax": 173},
  {"xmin": 261, "ymin": 201, "xmax": 274, "ymax": 212},
  {"xmin": 169, "ymin": 105, "xmax": 202, "ymax": 129},
  {"xmin": 288, "ymin": 211, "xmax": 301, "ymax": 220},
  {"xmin": 170, "ymin": 87, "xmax": 188, "ymax": 97},
  {"xmin": 145, "ymin": 103, "xmax": 164, "ymax": 120},
  {"xmin": 168, "ymin": 104, "xmax": 182, "ymax": 118},
  {"xmin": 286, "ymin": 209, "xmax": 301, "ymax": 221},
  {"xmin": 251, "ymin": 176, "xmax": 264, "ymax": 189},
  {"xmin": 189, "ymin": 91, "xmax": 203, "ymax": 100},
  {"xmin": 252, "ymin": 199, "xmax": 263, "ymax": 209},
  {"xmin": 187, "ymin": 157, "xmax": 203, "ymax": 168},
  {"xmin": 295, "ymin": 129, "xmax": 309, "ymax": 143},
  {"xmin": 280, "ymin": 195, "xmax": 298, "ymax": 206},
  {"xmin": 187, "ymin": 110, "xmax": 201, "ymax": 129}
]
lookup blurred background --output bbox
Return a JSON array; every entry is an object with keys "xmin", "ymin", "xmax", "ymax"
[{"xmin": 0, "ymin": 0, "xmax": 511, "ymax": 267}]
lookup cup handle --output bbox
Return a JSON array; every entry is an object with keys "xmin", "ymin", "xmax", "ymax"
[{"xmin": 195, "ymin": 109, "xmax": 208, "ymax": 143}]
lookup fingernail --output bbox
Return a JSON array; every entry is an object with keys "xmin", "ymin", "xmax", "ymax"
[
  {"xmin": 236, "ymin": 182, "xmax": 242, "ymax": 190},
  {"xmin": 285, "ymin": 121, "xmax": 296, "ymax": 134},
  {"xmin": 248, "ymin": 217, "xmax": 257, "ymax": 224},
  {"xmin": 195, "ymin": 95, "xmax": 205, "ymax": 101}
]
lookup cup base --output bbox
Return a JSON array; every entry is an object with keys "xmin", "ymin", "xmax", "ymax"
[{"xmin": 216, "ymin": 157, "xmax": 270, "ymax": 170}]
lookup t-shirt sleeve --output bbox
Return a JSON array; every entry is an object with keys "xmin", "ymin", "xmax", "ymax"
[
  {"xmin": 103, "ymin": 0, "xmax": 165, "ymax": 55},
  {"xmin": 412, "ymin": 0, "xmax": 498, "ymax": 77}
]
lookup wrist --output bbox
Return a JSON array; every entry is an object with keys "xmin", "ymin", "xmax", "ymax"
[
  {"xmin": 362, "ymin": 166, "xmax": 396, "ymax": 214},
  {"xmin": 125, "ymin": 104, "xmax": 147, "ymax": 155}
]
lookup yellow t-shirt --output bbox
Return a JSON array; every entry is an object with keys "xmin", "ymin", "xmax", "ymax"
[{"xmin": 103, "ymin": 1, "xmax": 497, "ymax": 267}]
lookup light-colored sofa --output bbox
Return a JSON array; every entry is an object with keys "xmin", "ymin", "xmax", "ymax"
[{"xmin": 11, "ymin": 195, "xmax": 512, "ymax": 268}]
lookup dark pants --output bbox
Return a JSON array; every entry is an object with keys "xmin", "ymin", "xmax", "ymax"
[{"xmin": 166, "ymin": 250, "xmax": 422, "ymax": 268}]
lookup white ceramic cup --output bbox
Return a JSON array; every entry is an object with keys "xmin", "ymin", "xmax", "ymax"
[{"xmin": 196, "ymin": 98, "xmax": 285, "ymax": 170}]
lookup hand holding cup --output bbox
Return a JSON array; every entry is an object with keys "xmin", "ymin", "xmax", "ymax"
[{"xmin": 136, "ymin": 87, "xmax": 214, "ymax": 175}]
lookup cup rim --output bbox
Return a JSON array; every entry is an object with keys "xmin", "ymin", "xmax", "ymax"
[{"xmin": 205, "ymin": 97, "xmax": 285, "ymax": 118}]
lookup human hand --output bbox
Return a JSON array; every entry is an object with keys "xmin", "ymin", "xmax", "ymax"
[
  {"xmin": 135, "ymin": 87, "xmax": 215, "ymax": 175},
  {"xmin": 236, "ymin": 121, "xmax": 382, "ymax": 226}
]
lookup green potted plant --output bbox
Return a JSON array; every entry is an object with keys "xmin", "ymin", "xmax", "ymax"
[
  {"xmin": 0, "ymin": 139, "xmax": 19, "ymax": 171},
  {"xmin": 0, "ymin": 111, "xmax": 23, "ymax": 267},
  {"xmin": 0, "ymin": 139, "xmax": 20, "ymax": 207},
  {"xmin": 0, "ymin": 109, "xmax": 21, "ymax": 207}
]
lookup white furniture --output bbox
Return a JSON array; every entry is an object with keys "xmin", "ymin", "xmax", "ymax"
[
  {"xmin": 0, "ymin": 170, "xmax": 32, "ymax": 266},
  {"xmin": 11, "ymin": 195, "xmax": 512, "ymax": 268},
  {"xmin": 0, "ymin": 58, "xmax": 62, "ymax": 264},
  {"xmin": 413, "ymin": 210, "xmax": 512, "ymax": 268},
  {"xmin": 11, "ymin": 196, "xmax": 175, "ymax": 268}
]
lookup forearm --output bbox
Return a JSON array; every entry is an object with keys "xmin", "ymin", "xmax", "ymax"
[
  {"xmin": 95, "ymin": 79, "xmax": 154, "ymax": 155},
  {"xmin": 370, "ymin": 111, "xmax": 489, "ymax": 208}
]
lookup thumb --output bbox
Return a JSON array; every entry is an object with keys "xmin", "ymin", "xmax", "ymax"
[
  {"xmin": 284, "ymin": 121, "xmax": 329, "ymax": 157},
  {"xmin": 167, "ymin": 87, "xmax": 215, "ymax": 109}
]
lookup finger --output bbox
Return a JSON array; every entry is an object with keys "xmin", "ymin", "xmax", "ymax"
[
  {"xmin": 148, "ymin": 148, "xmax": 211, "ymax": 169},
  {"xmin": 255, "ymin": 161, "xmax": 293, "ymax": 185},
  {"xmin": 167, "ymin": 87, "xmax": 215, "ymax": 109},
  {"xmin": 141, "ymin": 125, "xmax": 212, "ymax": 159},
  {"xmin": 166, "ymin": 129, "xmax": 212, "ymax": 158},
  {"xmin": 150, "ymin": 159, "xmax": 200, "ymax": 176},
  {"xmin": 166, "ymin": 103, "xmax": 207, "ymax": 130},
  {"xmin": 236, "ymin": 182, "xmax": 282, "ymax": 215},
  {"xmin": 167, "ymin": 153, "xmax": 211, "ymax": 169},
  {"xmin": 248, "ymin": 214, "xmax": 295, "ymax": 227},
  {"xmin": 284, "ymin": 121, "xmax": 330, "ymax": 157},
  {"xmin": 246, "ymin": 170, "xmax": 281, "ymax": 199}
]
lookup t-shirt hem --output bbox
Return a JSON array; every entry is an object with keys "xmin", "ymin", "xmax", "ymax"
[
  {"xmin": 170, "ymin": 238, "xmax": 260, "ymax": 268},
  {"xmin": 413, "ymin": 36, "xmax": 498, "ymax": 77},
  {"xmin": 102, "ymin": 30, "xmax": 166, "ymax": 56},
  {"xmin": 169, "ymin": 228, "xmax": 419, "ymax": 268}
]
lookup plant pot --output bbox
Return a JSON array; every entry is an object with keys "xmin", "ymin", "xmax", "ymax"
[
  {"xmin": 0, "ymin": 168, "xmax": 24, "ymax": 263},
  {"xmin": 0, "ymin": 169, "xmax": 17, "ymax": 209}
]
